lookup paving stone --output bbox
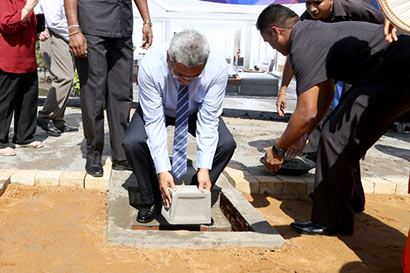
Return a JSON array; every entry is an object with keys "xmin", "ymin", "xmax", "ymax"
[
  {"xmin": 224, "ymin": 166, "xmax": 251, "ymax": 178},
  {"xmin": 0, "ymin": 170, "xmax": 13, "ymax": 196},
  {"xmin": 233, "ymin": 176, "xmax": 259, "ymax": 194},
  {"xmin": 277, "ymin": 175, "xmax": 304, "ymax": 183},
  {"xmin": 84, "ymin": 158, "xmax": 112, "ymax": 191},
  {"xmin": 371, "ymin": 177, "xmax": 396, "ymax": 194},
  {"xmin": 0, "ymin": 169, "xmax": 14, "ymax": 184},
  {"xmin": 59, "ymin": 171, "xmax": 86, "ymax": 187},
  {"xmin": 361, "ymin": 177, "xmax": 375, "ymax": 194},
  {"xmin": 10, "ymin": 170, "xmax": 39, "ymax": 185},
  {"xmin": 384, "ymin": 177, "xmax": 409, "ymax": 195},
  {"xmin": 35, "ymin": 171, "xmax": 61, "ymax": 186},
  {"xmin": 254, "ymin": 175, "xmax": 283, "ymax": 194},
  {"xmin": 282, "ymin": 180, "xmax": 307, "ymax": 195}
]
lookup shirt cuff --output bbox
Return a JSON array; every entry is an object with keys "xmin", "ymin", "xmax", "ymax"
[
  {"xmin": 196, "ymin": 151, "xmax": 213, "ymax": 170},
  {"xmin": 153, "ymin": 155, "xmax": 171, "ymax": 174}
]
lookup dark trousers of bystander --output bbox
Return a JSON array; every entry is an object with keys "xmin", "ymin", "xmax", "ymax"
[
  {"xmin": 311, "ymin": 37, "xmax": 410, "ymax": 230},
  {"xmin": 0, "ymin": 70, "xmax": 38, "ymax": 148},
  {"xmin": 75, "ymin": 34, "xmax": 133, "ymax": 165}
]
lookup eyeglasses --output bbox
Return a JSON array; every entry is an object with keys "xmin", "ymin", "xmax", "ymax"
[{"xmin": 170, "ymin": 61, "xmax": 203, "ymax": 81}]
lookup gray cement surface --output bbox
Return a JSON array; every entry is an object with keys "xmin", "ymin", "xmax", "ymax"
[{"xmin": 108, "ymin": 169, "xmax": 285, "ymax": 248}]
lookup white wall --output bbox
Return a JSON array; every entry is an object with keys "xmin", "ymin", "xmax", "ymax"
[{"xmin": 131, "ymin": 1, "xmax": 305, "ymax": 70}]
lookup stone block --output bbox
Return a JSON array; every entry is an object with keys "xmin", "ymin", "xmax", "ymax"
[
  {"xmin": 84, "ymin": 158, "xmax": 112, "ymax": 191},
  {"xmin": 161, "ymin": 185, "xmax": 211, "ymax": 225},
  {"xmin": 35, "ymin": 171, "xmax": 61, "ymax": 186},
  {"xmin": 372, "ymin": 177, "xmax": 396, "ymax": 194},
  {"xmin": 385, "ymin": 177, "xmax": 409, "ymax": 195},
  {"xmin": 233, "ymin": 176, "xmax": 259, "ymax": 194},
  {"xmin": 361, "ymin": 177, "xmax": 375, "ymax": 194},
  {"xmin": 59, "ymin": 171, "xmax": 86, "ymax": 187},
  {"xmin": 255, "ymin": 175, "xmax": 283, "ymax": 194},
  {"xmin": 10, "ymin": 170, "xmax": 39, "ymax": 186},
  {"xmin": 224, "ymin": 166, "xmax": 251, "ymax": 178},
  {"xmin": 283, "ymin": 181, "xmax": 307, "ymax": 195},
  {"xmin": 0, "ymin": 169, "xmax": 14, "ymax": 184}
]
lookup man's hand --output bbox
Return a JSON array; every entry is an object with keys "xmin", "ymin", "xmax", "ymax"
[
  {"xmin": 141, "ymin": 23, "xmax": 152, "ymax": 49},
  {"xmin": 285, "ymin": 133, "xmax": 309, "ymax": 158},
  {"xmin": 38, "ymin": 30, "xmax": 49, "ymax": 42},
  {"xmin": 384, "ymin": 19, "xmax": 398, "ymax": 43},
  {"xmin": 197, "ymin": 168, "xmax": 211, "ymax": 192},
  {"xmin": 276, "ymin": 92, "xmax": 287, "ymax": 117},
  {"xmin": 158, "ymin": 171, "xmax": 177, "ymax": 208},
  {"xmin": 69, "ymin": 31, "xmax": 87, "ymax": 57},
  {"xmin": 264, "ymin": 147, "xmax": 284, "ymax": 173}
]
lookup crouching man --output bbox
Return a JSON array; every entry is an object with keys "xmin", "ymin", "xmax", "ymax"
[{"xmin": 123, "ymin": 29, "xmax": 236, "ymax": 223}]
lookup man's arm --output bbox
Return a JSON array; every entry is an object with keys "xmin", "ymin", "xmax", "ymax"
[
  {"xmin": 64, "ymin": 0, "xmax": 87, "ymax": 57},
  {"xmin": 134, "ymin": 0, "xmax": 152, "ymax": 49},
  {"xmin": 276, "ymin": 56, "xmax": 294, "ymax": 116},
  {"xmin": 265, "ymin": 80, "xmax": 334, "ymax": 172},
  {"xmin": 196, "ymin": 63, "xmax": 228, "ymax": 192}
]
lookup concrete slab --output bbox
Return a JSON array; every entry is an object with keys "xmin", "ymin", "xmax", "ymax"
[{"xmin": 108, "ymin": 170, "xmax": 285, "ymax": 249}]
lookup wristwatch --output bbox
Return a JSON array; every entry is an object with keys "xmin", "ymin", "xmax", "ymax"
[{"xmin": 272, "ymin": 144, "xmax": 286, "ymax": 157}]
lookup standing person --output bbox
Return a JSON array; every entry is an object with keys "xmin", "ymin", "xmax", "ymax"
[
  {"xmin": 64, "ymin": 0, "xmax": 153, "ymax": 177},
  {"xmin": 36, "ymin": 0, "xmax": 78, "ymax": 137},
  {"xmin": 275, "ymin": 0, "xmax": 384, "ymax": 162},
  {"xmin": 123, "ymin": 30, "xmax": 236, "ymax": 223},
  {"xmin": 0, "ymin": 0, "xmax": 45, "ymax": 156},
  {"xmin": 257, "ymin": 4, "xmax": 410, "ymax": 235}
]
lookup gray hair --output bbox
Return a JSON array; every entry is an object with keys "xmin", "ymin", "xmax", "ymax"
[{"xmin": 168, "ymin": 29, "xmax": 210, "ymax": 67}]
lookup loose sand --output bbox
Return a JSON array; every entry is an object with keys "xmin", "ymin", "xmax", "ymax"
[{"xmin": 0, "ymin": 183, "xmax": 409, "ymax": 272}]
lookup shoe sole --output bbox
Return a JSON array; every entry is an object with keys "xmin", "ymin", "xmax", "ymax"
[{"xmin": 87, "ymin": 171, "xmax": 104, "ymax": 177}]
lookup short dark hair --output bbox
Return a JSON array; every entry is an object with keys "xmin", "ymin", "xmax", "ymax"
[{"xmin": 256, "ymin": 4, "xmax": 299, "ymax": 32}]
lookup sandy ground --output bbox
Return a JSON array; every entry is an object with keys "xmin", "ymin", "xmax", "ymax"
[{"xmin": 0, "ymin": 184, "xmax": 409, "ymax": 273}]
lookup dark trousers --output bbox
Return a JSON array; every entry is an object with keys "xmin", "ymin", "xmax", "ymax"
[
  {"xmin": 0, "ymin": 70, "xmax": 38, "ymax": 148},
  {"xmin": 75, "ymin": 34, "xmax": 133, "ymax": 163},
  {"xmin": 311, "ymin": 41, "xmax": 410, "ymax": 229},
  {"xmin": 123, "ymin": 105, "xmax": 237, "ymax": 205}
]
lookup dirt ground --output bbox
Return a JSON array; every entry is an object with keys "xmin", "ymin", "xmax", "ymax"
[{"xmin": 0, "ymin": 184, "xmax": 409, "ymax": 273}]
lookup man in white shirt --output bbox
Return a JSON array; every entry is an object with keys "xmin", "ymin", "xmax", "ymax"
[
  {"xmin": 123, "ymin": 29, "xmax": 236, "ymax": 223},
  {"xmin": 36, "ymin": 0, "xmax": 77, "ymax": 137}
]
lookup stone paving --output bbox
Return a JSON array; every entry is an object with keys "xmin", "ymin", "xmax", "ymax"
[{"xmin": 0, "ymin": 94, "xmax": 409, "ymax": 196}]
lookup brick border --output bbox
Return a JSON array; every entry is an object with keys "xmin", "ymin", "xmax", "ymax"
[
  {"xmin": 223, "ymin": 165, "xmax": 409, "ymax": 196},
  {"xmin": 0, "ymin": 158, "xmax": 112, "ymax": 193}
]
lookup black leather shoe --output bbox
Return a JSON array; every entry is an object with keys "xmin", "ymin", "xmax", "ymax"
[
  {"xmin": 290, "ymin": 221, "xmax": 353, "ymax": 236},
  {"xmin": 85, "ymin": 160, "xmax": 103, "ymax": 177},
  {"xmin": 56, "ymin": 124, "xmax": 78, "ymax": 133},
  {"xmin": 137, "ymin": 202, "xmax": 161, "ymax": 223},
  {"xmin": 37, "ymin": 120, "xmax": 62, "ymax": 137},
  {"xmin": 112, "ymin": 160, "xmax": 132, "ymax": 171}
]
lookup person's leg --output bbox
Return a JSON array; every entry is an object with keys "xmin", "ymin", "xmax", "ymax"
[
  {"xmin": 38, "ymin": 31, "xmax": 75, "ymax": 129},
  {"xmin": 76, "ymin": 34, "xmax": 108, "ymax": 169},
  {"xmin": 0, "ymin": 70, "xmax": 18, "ymax": 150},
  {"xmin": 190, "ymin": 118, "xmax": 237, "ymax": 186},
  {"xmin": 13, "ymin": 71, "xmax": 38, "ymax": 146},
  {"xmin": 312, "ymin": 79, "xmax": 410, "ymax": 231},
  {"xmin": 105, "ymin": 37, "xmax": 133, "ymax": 162},
  {"xmin": 123, "ymin": 105, "xmax": 160, "ymax": 205}
]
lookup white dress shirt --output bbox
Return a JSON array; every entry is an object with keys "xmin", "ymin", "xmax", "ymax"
[
  {"xmin": 138, "ymin": 42, "xmax": 228, "ymax": 174},
  {"xmin": 34, "ymin": 0, "xmax": 69, "ymax": 41}
]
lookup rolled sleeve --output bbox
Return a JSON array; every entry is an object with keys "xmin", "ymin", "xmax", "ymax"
[
  {"xmin": 138, "ymin": 63, "xmax": 171, "ymax": 174},
  {"xmin": 196, "ymin": 65, "xmax": 228, "ymax": 170},
  {"xmin": 0, "ymin": 3, "xmax": 29, "ymax": 34}
]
